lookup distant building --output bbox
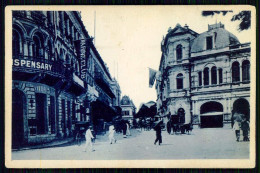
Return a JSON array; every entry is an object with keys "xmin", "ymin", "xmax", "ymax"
[
  {"xmin": 120, "ymin": 96, "xmax": 136, "ymax": 122},
  {"xmin": 156, "ymin": 23, "xmax": 250, "ymax": 128},
  {"xmin": 12, "ymin": 11, "xmax": 121, "ymax": 148}
]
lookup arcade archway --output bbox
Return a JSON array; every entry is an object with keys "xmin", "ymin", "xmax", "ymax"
[
  {"xmin": 200, "ymin": 101, "xmax": 223, "ymax": 128},
  {"xmin": 232, "ymin": 98, "xmax": 250, "ymax": 122}
]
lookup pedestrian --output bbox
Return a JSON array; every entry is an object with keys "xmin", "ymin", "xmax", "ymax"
[
  {"xmin": 233, "ymin": 120, "xmax": 241, "ymax": 142},
  {"xmin": 108, "ymin": 125, "xmax": 117, "ymax": 144},
  {"xmin": 154, "ymin": 121, "xmax": 162, "ymax": 145},
  {"xmin": 83, "ymin": 126, "xmax": 95, "ymax": 152},
  {"xmin": 122, "ymin": 121, "xmax": 127, "ymax": 138},
  {"xmin": 126, "ymin": 121, "xmax": 131, "ymax": 136},
  {"xmin": 241, "ymin": 118, "xmax": 250, "ymax": 141}
]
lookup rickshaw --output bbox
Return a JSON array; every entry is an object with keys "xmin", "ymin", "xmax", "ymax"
[{"xmin": 74, "ymin": 122, "xmax": 90, "ymax": 146}]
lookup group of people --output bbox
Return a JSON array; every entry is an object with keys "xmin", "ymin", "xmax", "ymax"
[
  {"xmin": 233, "ymin": 118, "xmax": 250, "ymax": 142},
  {"xmin": 83, "ymin": 122, "xmax": 131, "ymax": 152}
]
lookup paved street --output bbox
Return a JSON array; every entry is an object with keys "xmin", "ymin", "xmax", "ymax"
[{"xmin": 12, "ymin": 126, "xmax": 249, "ymax": 160}]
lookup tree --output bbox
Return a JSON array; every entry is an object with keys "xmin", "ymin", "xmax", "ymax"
[{"xmin": 202, "ymin": 10, "xmax": 251, "ymax": 31}]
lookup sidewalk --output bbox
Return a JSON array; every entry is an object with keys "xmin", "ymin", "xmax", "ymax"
[
  {"xmin": 12, "ymin": 137, "xmax": 75, "ymax": 151},
  {"xmin": 12, "ymin": 128, "xmax": 142, "ymax": 151}
]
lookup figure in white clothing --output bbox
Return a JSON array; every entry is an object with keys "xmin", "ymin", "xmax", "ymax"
[
  {"xmin": 84, "ymin": 126, "xmax": 95, "ymax": 152},
  {"xmin": 233, "ymin": 121, "xmax": 241, "ymax": 142},
  {"xmin": 126, "ymin": 122, "xmax": 131, "ymax": 136},
  {"xmin": 108, "ymin": 125, "xmax": 116, "ymax": 144}
]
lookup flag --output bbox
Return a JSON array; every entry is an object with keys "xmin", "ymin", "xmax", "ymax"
[{"xmin": 149, "ymin": 68, "xmax": 157, "ymax": 88}]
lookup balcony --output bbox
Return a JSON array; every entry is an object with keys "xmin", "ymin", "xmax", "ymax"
[{"xmin": 95, "ymin": 73, "xmax": 115, "ymax": 99}]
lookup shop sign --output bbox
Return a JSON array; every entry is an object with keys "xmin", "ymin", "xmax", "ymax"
[{"xmin": 13, "ymin": 59, "xmax": 53, "ymax": 71}]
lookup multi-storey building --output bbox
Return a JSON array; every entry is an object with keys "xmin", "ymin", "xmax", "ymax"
[
  {"xmin": 12, "ymin": 11, "xmax": 120, "ymax": 148},
  {"xmin": 120, "ymin": 95, "xmax": 136, "ymax": 123},
  {"xmin": 156, "ymin": 23, "xmax": 251, "ymax": 128}
]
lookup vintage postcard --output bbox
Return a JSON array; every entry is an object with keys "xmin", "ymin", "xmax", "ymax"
[{"xmin": 5, "ymin": 5, "xmax": 256, "ymax": 168}]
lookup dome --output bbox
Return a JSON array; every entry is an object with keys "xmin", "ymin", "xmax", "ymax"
[
  {"xmin": 121, "ymin": 95, "xmax": 131, "ymax": 105},
  {"xmin": 191, "ymin": 23, "xmax": 240, "ymax": 53}
]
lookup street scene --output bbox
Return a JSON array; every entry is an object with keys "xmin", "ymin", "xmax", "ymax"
[
  {"xmin": 12, "ymin": 126, "xmax": 249, "ymax": 160},
  {"xmin": 9, "ymin": 6, "xmax": 253, "ymax": 163}
]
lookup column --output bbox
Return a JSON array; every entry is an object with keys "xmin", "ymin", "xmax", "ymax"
[
  {"xmin": 28, "ymin": 41, "xmax": 33, "ymax": 57},
  {"xmin": 239, "ymin": 64, "xmax": 242, "ymax": 82},
  {"xmin": 216, "ymin": 68, "xmax": 219, "ymax": 84},
  {"xmin": 201, "ymin": 70, "xmax": 204, "ymax": 86},
  {"xmin": 23, "ymin": 40, "xmax": 29, "ymax": 57},
  {"xmin": 209, "ymin": 69, "xmax": 212, "ymax": 85}
]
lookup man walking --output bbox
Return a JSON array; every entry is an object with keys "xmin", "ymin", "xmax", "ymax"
[
  {"xmin": 84, "ymin": 126, "xmax": 95, "ymax": 152},
  {"xmin": 241, "ymin": 118, "xmax": 250, "ymax": 141},
  {"xmin": 154, "ymin": 121, "xmax": 162, "ymax": 145}
]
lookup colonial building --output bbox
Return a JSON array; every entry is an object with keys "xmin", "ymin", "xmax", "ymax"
[
  {"xmin": 12, "ymin": 11, "xmax": 121, "ymax": 148},
  {"xmin": 120, "ymin": 95, "xmax": 136, "ymax": 122},
  {"xmin": 156, "ymin": 23, "xmax": 250, "ymax": 128}
]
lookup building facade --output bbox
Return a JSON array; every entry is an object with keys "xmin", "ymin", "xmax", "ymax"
[
  {"xmin": 120, "ymin": 95, "xmax": 136, "ymax": 123},
  {"xmin": 12, "ymin": 11, "xmax": 120, "ymax": 148},
  {"xmin": 156, "ymin": 23, "xmax": 250, "ymax": 128}
]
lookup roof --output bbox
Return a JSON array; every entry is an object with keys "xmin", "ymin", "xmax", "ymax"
[
  {"xmin": 191, "ymin": 23, "xmax": 240, "ymax": 53},
  {"xmin": 144, "ymin": 101, "xmax": 156, "ymax": 108},
  {"xmin": 120, "ymin": 95, "xmax": 135, "ymax": 107}
]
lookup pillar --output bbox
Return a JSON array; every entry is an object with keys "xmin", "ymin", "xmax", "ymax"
[
  {"xmin": 28, "ymin": 41, "xmax": 33, "ymax": 57},
  {"xmin": 23, "ymin": 40, "xmax": 29, "ymax": 57},
  {"xmin": 239, "ymin": 64, "xmax": 242, "ymax": 82}
]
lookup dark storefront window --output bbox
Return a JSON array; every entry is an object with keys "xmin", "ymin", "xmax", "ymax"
[
  {"xmin": 232, "ymin": 61, "xmax": 240, "ymax": 82},
  {"xmin": 242, "ymin": 60, "xmax": 250, "ymax": 81},
  {"xmin": 203, "ymin": 67, "xmax": 209, "ymax": 85},
  {"xmin": 36, "ymin": 93, "xmax": 48, "ymax": 134},
  {"xmin": 211, "ymin": 66, "xmax": 217, "ymax": 85}
]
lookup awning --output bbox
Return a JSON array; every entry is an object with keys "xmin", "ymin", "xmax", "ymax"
[{"xmin": 200, "ymin": 112, "xmax": 223, "ymax": 116}]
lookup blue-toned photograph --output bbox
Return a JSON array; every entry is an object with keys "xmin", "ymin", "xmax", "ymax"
[{"xmin": 10, "ymin": 7, "xmax": 253, "ymax": 162}]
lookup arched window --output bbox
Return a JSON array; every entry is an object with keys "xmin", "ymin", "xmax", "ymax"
[
  {"xmin": 232, "ymin": 61, "xmax": 240, "ymax": 82},
  {"xmin": 203, "ymin": 67, "xmax": 209, "ymax": 85},
  {"xmin": 176, "ymin": 73, "xmax": 183, "ymax": 89},
  {"xmin": 176, "ymin": 44, "xmax": 182, "ymax": 60},
  {"xmin": 32, "ymin": 32, "xmax": 44, "ymax": 58},
  {"xmin": 242, "ymin": 60, "xmax": 250, "ymax": 81},
  {"xmin": 12, "ymin": 30, "xmax": 22, "ymax": 57},
  {"xmin": 211, "ymin": 66, "xmax": 217, "ymax": 85}
]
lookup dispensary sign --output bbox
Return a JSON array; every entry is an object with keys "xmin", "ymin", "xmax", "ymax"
[{"xmin": 12, "ymin": 59, "xmax": 53, "ymax": 71}]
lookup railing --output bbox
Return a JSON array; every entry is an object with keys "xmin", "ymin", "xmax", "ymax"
[{"xmin": 12, "ymin": 55, "xmax": 65, "ymax": 78}]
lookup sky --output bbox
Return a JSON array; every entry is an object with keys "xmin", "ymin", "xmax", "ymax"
[{"xmin": 80, "ymin": 6, "xmax": 252, "ymax": 111}]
